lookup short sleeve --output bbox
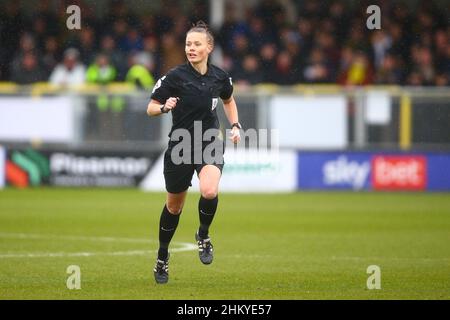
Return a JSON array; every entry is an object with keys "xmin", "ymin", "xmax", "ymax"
[
  {"xmin": 220, "ymin": 76, "xmax": 233, "ymax": 100},
  {"xmin": 150, "ymin": 72, "xmax": 176, "ymax": 103}
]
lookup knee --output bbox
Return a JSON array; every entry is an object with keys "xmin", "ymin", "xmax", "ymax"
[
  {"xmin": 166, "ymin": 203, "xmax": 183, "ymax": 215},
  {"xmin": 201, "ymin": 188, "xmax": 218, "ymax": 200}
]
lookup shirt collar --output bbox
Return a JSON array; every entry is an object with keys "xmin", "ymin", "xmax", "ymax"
[{"xmin": 187, "ymin": 61, "xmax": 212, "ymax": 78}]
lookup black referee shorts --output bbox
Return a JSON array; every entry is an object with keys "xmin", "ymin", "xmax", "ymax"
[{"xmin": 163, "ymin": 142, "xmax": 224, "ymax": 194}]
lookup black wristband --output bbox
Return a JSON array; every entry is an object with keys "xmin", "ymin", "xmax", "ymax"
[
  {"xmin": 160, "ymin": 104, "xmax": 169, "ymax": 114},
  {"xmin": 231, "ymin": 122, "xmax": 242, "ymax": 130}
]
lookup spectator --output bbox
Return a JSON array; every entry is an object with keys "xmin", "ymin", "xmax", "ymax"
[
  {"xmin": 104, "ymin": 0, "xmax": 139, "ymax": 31},
  {"xmin": 415, "ymin": 11, "xmax": 435, "ymax": 34},
  {"xmin": 160, "ymin": 32, "xmax": 185, "ymax": 75},
  {"xmin": 388, "ymin": 22, "xmax": 410, "ymax": 59},
  {"xmin": 375, "ymin": 52, "xmax": 404, "ymax": 84},
  {"xmin": 280, "ymin": 27, "xmax": 302, "ymax": 62},
  {"xmin": 0, "ymin": 0, "xmax": 28, "ymax": 80},
  {"xmin": 255, "ymin": 0, "xmax": 284, "ymax": 22},
  {"xmin": 172, "ymin": 14, "xmax": 189, "ymax": 40},
  {"xmin": 49, "ymin": 48, "xmax": 86, "ymax": 86},
  {"xmin": 303, "ymin": 47, "xmax": 333, "ymax": 83},
  {"xmin": 86, "ymin": 53, "xmax": 117, "ymax": 84},
  {"xmin": 112, "ymin": 18, "xmax": 129, "ymax": 52},
  {"xmin": 76, "ymin": 27, "xmax": 98, "ymax": 65},
  {"xmin": 32, "ymin": 15, "xmax": 51, "ymax": 52},
  {"xmin": 338, "ymin": 51, "xmax": 374, "ymax": 86},
  {"xmin": 339, "ymin": 46, "xmax": 355, "ymax": 73},
  {"xmin": 35, "ymin": 0, "xmax": 59, "ymax": 37},
  {"xmin": 273, "ymin": 51, "xmax": 301, "ymax": 85},
  {"xmin": 435, "ymin": 73, "xmax": 449, "ymax": 86},
  {"xmin": 143, "ymin": 34, "xmax": 162, "ymax": 78},
  {"xmin": 41, "ymin": 36, "xmax": 61, "ymax": 78},
  {"xmin": 414, "ymin": 46, "xmax": 436, "ymax": 85},
  {"xmin": 406, "ymin": 70, "xmax": 424, "ymax": 86},
  {"xmin": 232, "ymin": 54, "xmax": 264, "ymax": 86},
  {"xmin": 98, "ymin": 34, "xmax": 127, "ymax": 80},
  {"xmin": 217, "ymin": 3, "xmax": 242, "ymax": 56},
  {"xmin": 299, "ymin": 0, "xmax": 324, "ymax": 20},
  {"xmin": 315, "ymin": 30, "xmax": 339, "ymax": 73},
  {"xmin": 125, "ymin": 52, "xmax": 155, "ymax": 90},
  {"xmin": 297, "ymin": 16, "xmax": 314, "ymax": 55},
  {"xmin": 370, "ymin": 30, "xmax": 393, "ymax": 69},
  {"xmin": 140, "ymin": 14, "xmax": 158, "ymax": 38},
  {"xmin": 86, "ymin": 53, "xmax": 122, "ymax": 132},
  {"xmin": 1, "ymin": 1, "xmax": 448, "ymax": 87},
  {"xmin": 10, "ymin": 33, "xmax": 40, "ymax": 76},
  {"xmin": 122, "ymin": 27, "xmax": 144, "ymax": 53},
  {"xmin": 445, "ymin": 41, "xmax": 450, "ymax": 76},
  {"xmin": 433, "ymin": 29, "xmax": 449, "ymax": 72},
  {"xmin": 329, "ymin": 0, "xmax": 350, "ymax": 43},
  {"xmin": 259, "ymin": 42, "xmax": 278, "ymax": 82},
  {"xmin": 155, "ymin": 0, "xmax": 177, "ymax": 34},
  {"xmin": 345, "ymin": 21, "xmax": 369, "ymax": 53},
  {"xmin": 11, "ymin": 52, "xmax": 47, "ymax": 84},
  {"xmin": 248, "ymin": 16, "xmax": 273, "ymax": 53},
  {"xmin": 229, "ymin": 33, "xmax": 251, "ymax": 71}
]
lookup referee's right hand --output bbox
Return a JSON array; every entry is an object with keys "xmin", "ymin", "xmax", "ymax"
[{"xmin": 164, "ymin": 97, "xmax": 179, "ymax": 112}]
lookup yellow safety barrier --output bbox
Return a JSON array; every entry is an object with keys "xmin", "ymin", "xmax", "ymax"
[
  {"xmin": 399, "ymin": 94, "xmax": 412, "ymax": 150},
  {"xmin": 0, "ymin": 82, "xmax": 19, "ymax": 94}
]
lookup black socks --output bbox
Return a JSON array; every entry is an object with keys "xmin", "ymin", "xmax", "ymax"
[
  {"xmin": 198, "ymin": 195, "xmax": 218, "ymax": 239},
  {"xmin": 158, "ymin": 205, "xmax": 180, "ymax": 261},
  {"xmin": 157, "ymin": 196, "xmax": 218, "ymax": 260}
]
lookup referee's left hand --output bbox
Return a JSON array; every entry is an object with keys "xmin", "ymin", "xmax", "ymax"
[{"xmin": 230, "ymin": 127, "xmax": 241, "ymax": 144}]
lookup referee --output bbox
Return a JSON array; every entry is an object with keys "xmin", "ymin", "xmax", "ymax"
[{"xmin": 147, "ymin": 21, "xmax": 241, "ymax": 284}]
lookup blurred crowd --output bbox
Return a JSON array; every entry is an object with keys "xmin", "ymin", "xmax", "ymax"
[{"xmin": 0, "ymin": 0, "xmax": 448, "ymax": 87}]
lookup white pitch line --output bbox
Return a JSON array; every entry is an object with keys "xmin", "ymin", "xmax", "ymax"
[
  {"xmin": 0, "ymin": 232, "xmax": 197, "ymax": 259},
  {"xmin": 331, "ymin": 256, "xmax": 450, "ymax": 262},
  {"xmin": 0, "ymin": 232, "xmax": 155, "ymax": 243},
  {"xmin": 221, "ymin": 254, "xmax": 450, "ymax": 262}
]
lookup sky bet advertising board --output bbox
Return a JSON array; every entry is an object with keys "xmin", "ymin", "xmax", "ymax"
[{"xmin": 297, "ymin": 152, "xmax": 450, "ymax": 191}]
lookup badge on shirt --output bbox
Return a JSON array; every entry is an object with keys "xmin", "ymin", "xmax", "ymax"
[
  {"xmin": 152, "ymin": 76, "xmax": 165, "ymax": 94},
  {"xmin": 211, "ymin": 97, "xmax": 218, "ymax": 111}
]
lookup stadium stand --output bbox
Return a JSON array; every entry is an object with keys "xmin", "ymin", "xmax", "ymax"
[{"xmin": 0, "ymin": 0, "xmax": 448, "ymax": 87}]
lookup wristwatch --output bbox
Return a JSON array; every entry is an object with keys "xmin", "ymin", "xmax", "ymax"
[
  {"xmin": 231, "ymin": 122, "xmax": 242, "ymax": 130},
  {"xmin": 160, "ymin": 104, "xmax": 169, "ymax": 113}
]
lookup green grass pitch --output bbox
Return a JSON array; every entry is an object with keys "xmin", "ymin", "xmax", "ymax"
[{"xmin": 0, "ymin": 188, "xmax": 449, "ymax": 299}]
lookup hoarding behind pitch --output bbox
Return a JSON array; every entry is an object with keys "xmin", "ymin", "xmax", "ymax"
[
  {"xmin": 298, "ymin": 152, "xmax": 371, "ymax": 190},
  {"xmin": 140, "ymin": 149, "xmax": 298, "ymax": 193},
  {"xmin": 0, "ymin": 146, "xmax": 5, "ymax": 189},
  {"xmin": 4, "ymin": 148, "xmax": 159, "ymax": 188},
  {"xmin": 297, "ymin": 152, "xmax": 450, "ymax": 191},
  {"xmin": 0, "ymin": 97, "xmax": 77, "ymax": 143},
  {"xmin": 270, "ymin": 96, "xmax": 348, "ymax": 149}
]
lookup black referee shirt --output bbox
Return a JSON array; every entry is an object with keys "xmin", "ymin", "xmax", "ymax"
[{"xmin": 150, "ymin": 62, "xmax": 233, "ymax": 140}]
